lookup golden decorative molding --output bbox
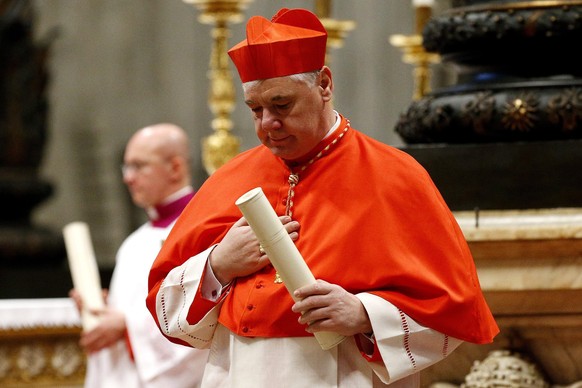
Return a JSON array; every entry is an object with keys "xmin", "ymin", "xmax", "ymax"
[
  {"xmin": 0, "ymin": 298, "xmax": 84, "ymax": 387},
  {"xmin": 0, "ymin": 326, "xmax": 84, "ymax": 387}
]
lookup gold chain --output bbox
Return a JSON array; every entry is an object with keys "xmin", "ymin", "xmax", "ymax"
[{"xmin": 274, "ymin": 123, "xmax": 349, "ymax": 283}]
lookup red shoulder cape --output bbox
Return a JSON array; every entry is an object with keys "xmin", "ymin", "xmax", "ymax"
[{"xmin": 147, "ymin": 117, "xmax": 498, "ymax": 344}]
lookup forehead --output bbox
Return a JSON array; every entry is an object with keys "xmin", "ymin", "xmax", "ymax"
[
  {"xmin": 244, "ymin": 76, "xmax": 308, "ymax": 103},
  {"xmin": 124, "ymin": 136, "xmax": 161, "ymax": 161}
]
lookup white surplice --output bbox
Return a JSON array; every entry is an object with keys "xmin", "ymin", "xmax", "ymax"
[
  {"xmin": 154, "ymin": 247, "xmax": 463, "ymax": 388},
  {"xmin": 85, "ymin": 223, "xmax": 209, "ymax": 388}
]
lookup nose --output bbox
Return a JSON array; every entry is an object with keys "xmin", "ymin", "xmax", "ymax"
[
  {"xmin": 122, "ymin": 169, "xmax": 136, "ymax": 184},
  {"xmin": 260, "ymin": 109, "xmax": 282, "ymax": 132}
]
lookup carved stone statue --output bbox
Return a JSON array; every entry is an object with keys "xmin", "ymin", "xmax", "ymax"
[{"xmin": 429, "ymin": 350, "xmax": 582, "ymax": 388}]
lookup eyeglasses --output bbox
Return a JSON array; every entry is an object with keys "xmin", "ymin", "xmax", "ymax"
[{"xmin": 121, "ymin": 161, "xmax": 156, "ymax": 175}]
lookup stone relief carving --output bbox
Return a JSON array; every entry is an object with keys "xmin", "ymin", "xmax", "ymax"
[{"xmin": 429, "ymin": 350, "xmax": 582, "ymax": 388}]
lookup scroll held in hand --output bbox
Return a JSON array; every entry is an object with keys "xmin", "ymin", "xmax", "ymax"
[
  {"xmin": 235, "ymin": 187, "xmax": 346, "ymax": 350},
  {"xmin": 63, "ymin": 222, "xmax": 105, "ymax": 331}
]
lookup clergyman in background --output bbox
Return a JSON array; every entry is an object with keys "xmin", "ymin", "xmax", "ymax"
[{"xmin": 71, "ymin": 123, "xmax": 208, "ymax": 387}]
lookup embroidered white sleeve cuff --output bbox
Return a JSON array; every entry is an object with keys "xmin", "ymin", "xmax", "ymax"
[{"xmin": 356, "ymin": 292, "xmax": 463, "ymax": 384}]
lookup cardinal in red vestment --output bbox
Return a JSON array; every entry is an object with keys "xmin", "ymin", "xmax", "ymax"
[{"xmin": 146, "ymin": 8, "xmax": 498, "ymax": 387}]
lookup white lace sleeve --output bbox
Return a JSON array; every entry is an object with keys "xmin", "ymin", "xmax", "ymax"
[
  {"xmin": 356, "ymin": 293, "xmax": 463, "ymax": 384},
  {"xmin": 155, "ymin": 246, "xmax": 224, "ymax": 349}
]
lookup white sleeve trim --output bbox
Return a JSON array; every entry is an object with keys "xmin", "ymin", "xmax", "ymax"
[
  {"xmin": 155, "ymin": 246, "xmax": 222, "ymax": 349},
  {"xmin": 356, "ymin": 292, "xmax": 463, "ymax": 384}
]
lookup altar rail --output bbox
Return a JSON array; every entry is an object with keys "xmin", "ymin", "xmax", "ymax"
[
  {"xmin": 0, "ymin": 298, "xmax": 85, "ymax": 387},
  {"xmin": 423, "ymin": 207, "xmax": 582, "ymax": 386}
]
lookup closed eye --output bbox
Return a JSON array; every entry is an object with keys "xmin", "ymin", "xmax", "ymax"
[{"xmin": 249, "ymin": 106, "xmax": 263, "ymax": 118}]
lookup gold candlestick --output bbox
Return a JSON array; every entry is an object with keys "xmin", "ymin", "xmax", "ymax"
[
  {"xmin": 315, "ymin": 0, "xmax": 331, "ymax": 18},
  {"xmin": 184, "ymin": 0, "xmax": 253, "ymax": 175},
  {"xmin": 389, "ymin": 4, "xmax": 439, "ymax": 100},
  {"xmin": 314, "ymin": 0, "xmax": 355, "ymax": 66}
]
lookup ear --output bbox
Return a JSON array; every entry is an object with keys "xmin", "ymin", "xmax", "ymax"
[
  {"xmin": 319, "ymin": 66, "xmax": 333, "ymax": 101},
  {"xmin": 168, "ymin": 156, "xmax": 185, "ymax": 181}
]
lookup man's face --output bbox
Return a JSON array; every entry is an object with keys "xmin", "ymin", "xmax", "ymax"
[
  {"xmin": 122, "ymin": 136, "xmax": 173, "ymax": 209},
  {"xmin": 244, "ymin": 75, "xmax": 328, "ymax": 161}
]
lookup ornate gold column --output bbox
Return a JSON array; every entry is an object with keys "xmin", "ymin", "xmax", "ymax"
[
  {"xmin": 313, "ymin": 0, "xmax": 355, "ymax": 66},
  {"xmin": 183, "ymin": 0, "xmax": 252, "ymax": 175},
  {"xmin": 389, "ymin": 1, "xmax": 439, "ymax": 100}
]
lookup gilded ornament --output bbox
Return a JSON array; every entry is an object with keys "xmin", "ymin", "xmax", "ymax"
[
  {"xmin": 548, "ymin": 87, "xmax": 582, "ymax": 132},
  {"xmin": 51, "ymin": 340, "xmax": 83, "ymax": 377},
  {"xmin": 0, "ymin": 347, "xmax": 9, "ymax": 379},
  {"xmin": 501, "ymin": 94, "xmax": 539, "ymax": 132},
  {"xmin": 16, "ymin": 344, "xmax": 46, "ymax": 379},
  {"xmin": 463, "ymin": 92, "xmax": 495, "ymax": 134}
]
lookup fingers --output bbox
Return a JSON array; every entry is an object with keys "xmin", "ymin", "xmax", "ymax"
[
  {"xmin": 213, "ymin": 215, "xmax": 300, "ymax": 283},
  {"xmin": 293, "ymin": 279, "xmax": 330, "ymax": 300},
  {"xmin": 87, "ymin": 307, "xmax": 106, "ymax": 316},
  {"xmin": 280, "ymin": 216, "xmax": 299, "ymax": 228},
  {"xmin": 281, "ymin": 217, "xmax": 300, "ymax": 241},
  {"xmin": 291, "ymin": 280, "xmax": 337, "ymax": 324},
  {"xmin": 80, "ymin": 310, "xmax": 127, "ymax": 353},
  {"xmin": 68, "ymin": 289, "xmax": 83, "ymax": 311},
  {"xmin": 291, "ymin": 281, "xmax": 331, "ymax": 319},
  {"xmin": 259, "ymin": 217, "xmax": 300, "ymax": 254},
  {"xmin": 291, "ymin": 281, "xmax": 372, "ymax": 336},
  {"xmin": 234, "ymin": 216, "xmax": 250, "ymax": 227}
]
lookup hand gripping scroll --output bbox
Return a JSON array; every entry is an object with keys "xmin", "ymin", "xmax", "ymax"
[{"xmin": 236, "ymin": 187, "xmax": 346, "ymax": 350}]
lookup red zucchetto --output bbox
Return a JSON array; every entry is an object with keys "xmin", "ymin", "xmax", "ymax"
[{"xmin": 228, "ymin": 8, "xmax": 327, "ymax": 83}]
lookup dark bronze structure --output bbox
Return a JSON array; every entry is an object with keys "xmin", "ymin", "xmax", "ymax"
[
  {"xmin": 398, "ymin": 0, "xmax": 582, "ymax": 211},
  {"xmin": 0, "ymin": 0, "xmax": 67, "ymax": 297},
  {"xmin": 397, "ymin": 0, "xmax": 582, "ymax": 143}
]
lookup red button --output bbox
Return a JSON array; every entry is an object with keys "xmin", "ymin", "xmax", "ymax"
[
  {"xmin": 247, "ymin": 304, "xmax": 254, "ymax": 311},
  {"xmin": 242, "ymin": 327, "xmax": 249, "ymax": 333}
]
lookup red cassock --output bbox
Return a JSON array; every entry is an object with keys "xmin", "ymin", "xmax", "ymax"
[{"xmin": 147, "ymin": 115, "xmax": 499, "ymax": 346}]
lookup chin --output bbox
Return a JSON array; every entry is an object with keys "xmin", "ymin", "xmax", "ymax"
[
  {"xmin": 131, "ymin": 196, "xmax": 147, "ymax": 208},
  {"xmin": 269, "ymin": 147, "xmax": 297, "ymax": 160}
]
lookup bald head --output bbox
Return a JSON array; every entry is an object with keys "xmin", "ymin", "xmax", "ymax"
[
  {"xmin": 130, "ymin": 123, "xmax": 190, "ymax": 164},
  {"xmin": 122, "ymin": 123, "xmax": 192, "ymax": 208}
]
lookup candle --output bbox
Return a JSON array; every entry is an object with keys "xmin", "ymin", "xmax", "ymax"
[
  {"xmin": 413, "ymin": 0, "xmax": 434, "ymax": 35},
  {"xmin": 63, "ymin": 222, "xmax": 105, "ymax": 331},
  {"xmin": 412, "ymin": 0, "xmax": 434, "ymax": 6}
]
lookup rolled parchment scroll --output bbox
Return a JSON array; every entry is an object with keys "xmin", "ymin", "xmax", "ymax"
[
  {"xmin": 63, "ymin": 222, "xmax": 105, "ymax": 331},
  {"xmin": 235, "ymin": 187, "xmax": 346, "ymax": 350}
]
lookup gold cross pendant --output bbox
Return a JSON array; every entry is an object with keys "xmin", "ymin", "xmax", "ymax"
[{"xmin": 274, "ymin": 272, "xmax": 283, "ymax": 284}]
